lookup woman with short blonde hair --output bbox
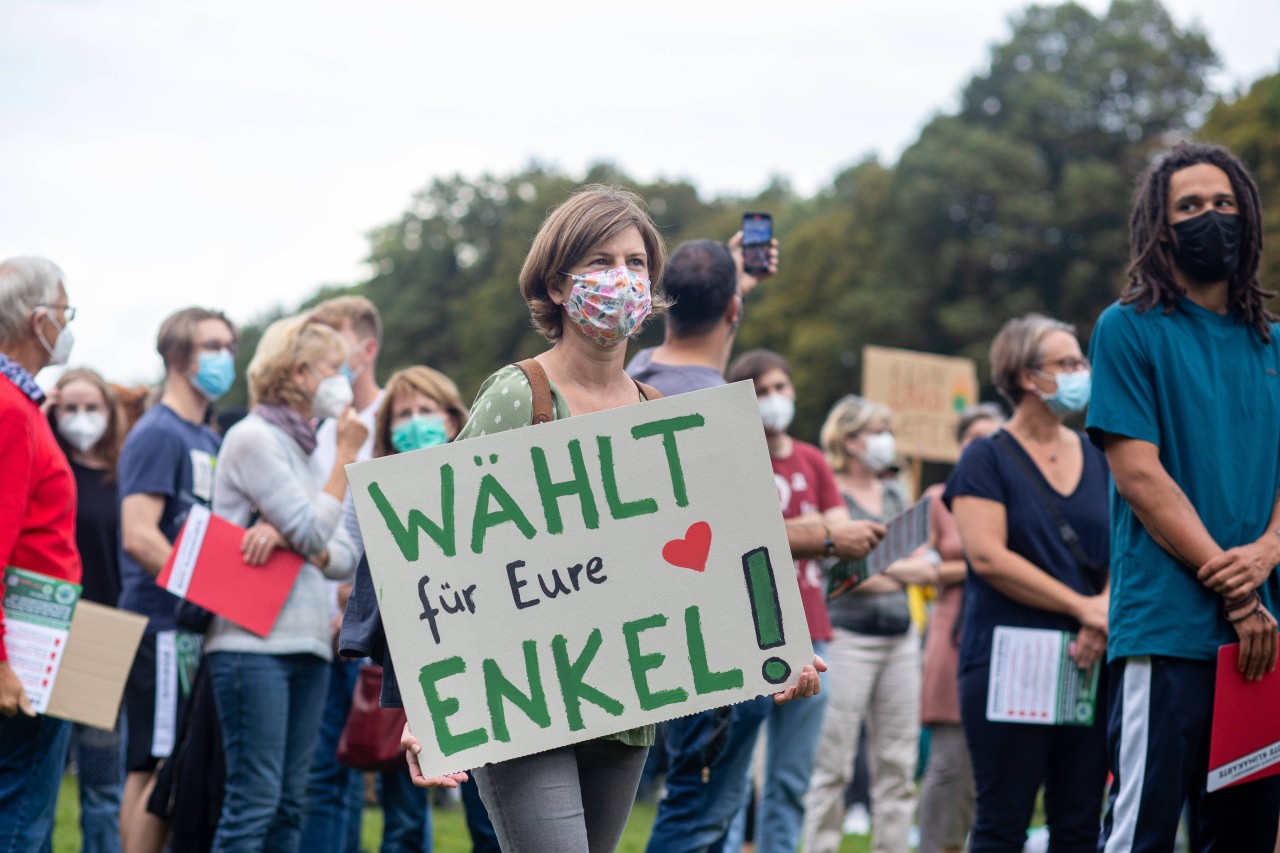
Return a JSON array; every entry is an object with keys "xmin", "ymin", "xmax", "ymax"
[
  {"xmin": 805, "ymin": 395, "xmax": 938, "ymax": 853},
  {"xmin": 205, "ymin": 313, "xmax": 368, "ymax": 851}
]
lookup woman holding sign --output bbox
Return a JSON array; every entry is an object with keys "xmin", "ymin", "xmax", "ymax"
[
  {"xmin": 206, "ymin": 315, "xmax": 364, "ymax": 852},
  {"xmin": 803, "ymin": 395, "xmax": 939, "ymax": 853},
  {"xmin": 395, "ymin": 186, "xmax": 824, "ymax": 853},
  {"xmin": 945, "ymin": 314, "xmax": 1110, "ymax": 853}
]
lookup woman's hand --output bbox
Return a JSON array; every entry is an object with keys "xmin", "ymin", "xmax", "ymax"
[
  {"xmin": 335, "ymin": 408, "xmax": 369, "ymax": 459},
  {"xmin": 1073, "ymin": 592, "xmax": 1109, "ymax": 636},
  {"xmin": 772, "ymin": 655, "xmax": 827, "ymax": 705},
  {"xmin": 402, "ymin": 721, "xmax": 469, "ymax": 788},
  {"xmin": 240, "ymin": 521, "xmax": 286, "ymax": 566},
  {"xmin": 1069, "ymin": 625, "xmax": 1107, "ymax": 670}
]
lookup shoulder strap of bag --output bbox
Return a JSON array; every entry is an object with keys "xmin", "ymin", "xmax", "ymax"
[
  {"xmin": 634, "ymin": 379, "xmax": 663, "ymax": 401},
  {"xmin": 991, "ymin": 430, "xmax": 1105, "ymax": 591},
  {"xmin": 513, "ymin": 359, "xmax": 665, "ymax": 426},
  {"xmin": 513, "ymin": 359, "xmax": 554, "ymax": 425}
]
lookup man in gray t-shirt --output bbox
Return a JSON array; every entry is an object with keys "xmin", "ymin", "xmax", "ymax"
[{"xmin": 627, "ymin": 231, "xmax": 769, "ymax": 397}]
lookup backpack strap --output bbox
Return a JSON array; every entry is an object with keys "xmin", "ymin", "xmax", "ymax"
[
  {"xmin": 512, "ymin": 359, "xmax": 665, "ymax": 427},
  {"xmin": 512, "ymin": 359, "xmax": 554, "ymax": 425}
]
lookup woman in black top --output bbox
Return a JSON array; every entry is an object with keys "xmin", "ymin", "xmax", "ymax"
[
  {"xmin": 945, "ymin": 315, "xmax": 1110, "ymax": 853},
  {"xmin": 49, "ymin": 367, "xmax": 128, "ymax": 853}
]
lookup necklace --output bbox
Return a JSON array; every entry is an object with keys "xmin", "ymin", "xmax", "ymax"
[{"xmin": 1011, "ymin": 425, "xmax": 1064, "ymax": 463}]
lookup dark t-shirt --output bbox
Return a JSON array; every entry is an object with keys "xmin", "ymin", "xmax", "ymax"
[
  {"xmin": 626, "ymin": 348, "xmax": 726, "ymax": 397},
  {"xmin": 943, "ymin": 430, "xmax": 1110, "ymax": 674},
  {"xmin": 71, "ymin": 459, "xmax": 121, "ymax": 606},
  {"xmin": 117, "ymin": 404, "xmax": 221, "ymax": 632}
]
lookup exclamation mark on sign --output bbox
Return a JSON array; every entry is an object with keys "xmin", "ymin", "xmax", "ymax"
[{"xmin": 742, "ymin": 547, "xmax": 791, "ymax": 685}]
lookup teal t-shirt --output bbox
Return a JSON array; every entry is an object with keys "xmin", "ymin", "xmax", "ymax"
[{"xmin": 1086, "ymin": 298, "xmax": 1280, "ymax": 661}]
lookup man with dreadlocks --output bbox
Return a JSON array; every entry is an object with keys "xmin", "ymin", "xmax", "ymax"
[{"xmin": 1087, "ymin": 141, "xmax": 1280, "ymax": 851}]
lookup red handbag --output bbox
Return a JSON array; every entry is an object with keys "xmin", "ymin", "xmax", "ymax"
[{"xmin": 336, "ymin": 664, "xmax": 408, "ymax": 773}]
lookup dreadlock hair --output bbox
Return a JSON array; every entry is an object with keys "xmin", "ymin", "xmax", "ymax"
[{"xmin": 1122, "ymin": 141, "xmax": 1273, "ymax": 343}]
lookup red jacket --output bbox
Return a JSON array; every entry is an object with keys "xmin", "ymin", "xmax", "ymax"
[{"xmin": 0, "ymin": 372, "xmax": 80, "ymax": 662}]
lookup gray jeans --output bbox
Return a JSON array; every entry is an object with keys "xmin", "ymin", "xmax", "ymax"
[{"xmin": 473, "ymin": 738, "xmax": 649, "ymax": 853}]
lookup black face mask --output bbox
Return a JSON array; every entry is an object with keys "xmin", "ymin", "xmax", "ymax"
[{"xmin": 1171, "ymin": 209, "xmax": 1241, "ymax": 284}]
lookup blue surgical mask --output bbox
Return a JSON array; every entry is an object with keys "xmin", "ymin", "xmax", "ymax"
[
  {"xmin": 1036, "ymin": 368, "xmax": 1091, "ymax": 416},
  {"xmin": 192, "ymin": 350, "xmax": 236, "ymax": 401},
  {"xmin": 391, "ymin": 414, "xmax": 449, "ymax": 453}
]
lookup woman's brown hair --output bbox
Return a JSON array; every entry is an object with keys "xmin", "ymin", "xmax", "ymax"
[{"xmin": 518, "ymin": 184, "xmax": 669, "ymax": 341}]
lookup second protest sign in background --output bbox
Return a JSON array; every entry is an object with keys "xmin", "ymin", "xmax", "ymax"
[{"xmin": 347, "ymin": 381, "xmax": 812, "ymax": 776}]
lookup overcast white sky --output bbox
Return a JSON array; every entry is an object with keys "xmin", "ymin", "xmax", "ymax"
[{"xmin": 2, "ymin": 0, "xmax": 1277, "ymax": 385}]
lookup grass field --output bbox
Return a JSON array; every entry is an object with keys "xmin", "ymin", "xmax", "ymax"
[{"xmin": 53, "ymin": 773, "xmax": 875, "ymax": 853}]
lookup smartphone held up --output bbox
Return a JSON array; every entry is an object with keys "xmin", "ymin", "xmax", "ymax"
[{"xmin": 742, "ymin": 212, "xmax": 773, "ymax": 276}]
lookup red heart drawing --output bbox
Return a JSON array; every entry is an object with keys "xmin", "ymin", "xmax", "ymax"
[{"xmin": 663, "ymin": 522, "xmax": 712, "ymax": 572}]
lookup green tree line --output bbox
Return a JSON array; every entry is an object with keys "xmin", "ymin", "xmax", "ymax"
[{"xmin": 227, "ymin": 0, "xmax": 1279, "ymax": 442}]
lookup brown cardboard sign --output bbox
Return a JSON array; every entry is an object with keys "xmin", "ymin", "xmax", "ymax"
[
  {"xmin": 46, "ymin": 601, "xmax": 148, "ymax": 731},
  {"xmin": 861, "ymin": 346, "xmax": 979, "ymax": 464}
]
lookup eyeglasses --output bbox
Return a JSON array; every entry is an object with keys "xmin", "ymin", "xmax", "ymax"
[
  {"xmin": 37, "ymin": 304, "xmax": 76, "ymax": 322},
  {"xmin": 197, "ymin": 340, "xmax": 239, "ymax": 355},
  {"xmin": 1035, "ymin": 356, "xmax": 1089, "ymax": 372}
]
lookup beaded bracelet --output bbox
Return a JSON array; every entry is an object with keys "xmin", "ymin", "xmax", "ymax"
[
  {"xmin": 1226, "ymin": 600, "xmax": 1263, "ymax": 623},
  {"xmin": 1222, "ymin": 590, "xmax": 1260, "ymax": 619}
]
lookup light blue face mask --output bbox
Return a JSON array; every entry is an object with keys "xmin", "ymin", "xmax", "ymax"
[
  {"xmin": 1036, "ymin": 368, "xmax": 1091, "ymax": 416},
  {"xmin": 391, "ymin": 414, "xmax": 449, "ymax": 453},
  {"xmin": 192, "ymin": 350, "xmax": 236, "ymax": 401}
]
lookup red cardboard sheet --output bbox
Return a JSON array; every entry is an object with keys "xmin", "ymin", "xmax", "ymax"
[
  {"xmin": 157, "ymin": 505, "xmax": 304, "ymax": 638},
  {"xmin": 1207, "ymin": 642, "xmax": 1280, "ymax": 792}
]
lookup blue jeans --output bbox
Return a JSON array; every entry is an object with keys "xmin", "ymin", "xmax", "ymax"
[
  {"xmin": 300, "ymin": 657, "xmax": 364, "ymax": 853},
  {"xmin": 208, "ymin": 652, "xmax": 329, "ymax": 853},
  {"xmin": 0, "ymin": 712, "xmax": 72, "ymax": 853},
  {"xmin": 380, "ymin": 767, "xmax": 432, "ymax": 853},
  {"xmin": 70, "ymin": 720, "xmax": 125, "ymax": 853},
  {"xmin": 645, "ymin": 697, "xmax": 771, "ymax": 852},
  {"xmin": 724, "ymin": 640, "xmax": 829, "ymax": 853}
]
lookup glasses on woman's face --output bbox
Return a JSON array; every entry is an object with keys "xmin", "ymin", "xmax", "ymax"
[{"xmin": 1035, "ymin": 356, "xmax": 1089, "ymax": 373}]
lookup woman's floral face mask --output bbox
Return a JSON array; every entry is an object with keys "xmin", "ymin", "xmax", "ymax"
[{"xmin": 561, "ymin": 266, "xmax": 652, "ymax": 346}]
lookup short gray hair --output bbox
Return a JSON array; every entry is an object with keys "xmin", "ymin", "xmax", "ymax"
[
  {"xmin": 989, "ymin": 313, "xmax": 1075, "ymax": 406},
  {"xmin": 0, "ymin": 257, "xmax": 64, "ymax": 348}
]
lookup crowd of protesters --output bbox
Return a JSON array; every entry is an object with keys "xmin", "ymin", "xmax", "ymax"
[{"xmin": 1, "ymin": 139, "xmax": 1278, "ymax": 853}]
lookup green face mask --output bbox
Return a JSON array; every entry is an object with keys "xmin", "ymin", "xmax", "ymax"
[{"xmin": 391, "ymin": 414, "xmax": 449, "ymax": 453}]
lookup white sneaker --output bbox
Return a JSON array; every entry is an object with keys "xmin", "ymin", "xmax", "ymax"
[{"xmin": 842, "ymin": 803, "xmax": 871, "ymax": 836}]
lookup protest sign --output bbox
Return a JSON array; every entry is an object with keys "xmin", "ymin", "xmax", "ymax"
[
  {"xmin": 861, "ymin": 346, "xmax": 978, "ymax": 464},
  {"xmin": 348, "ymin": 381, "xmax": 813, "ymax": 776}
]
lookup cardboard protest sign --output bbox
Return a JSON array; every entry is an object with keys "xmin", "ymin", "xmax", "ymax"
[
  {"xmin": 347, "ymin": 381, "xmax": 813, "ymax": 775},
  {"xmin": 861, "ymin": 346, "xmax": 978, "ymax": 464}
]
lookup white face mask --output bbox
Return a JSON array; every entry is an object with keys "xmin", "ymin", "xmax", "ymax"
[
  {"xmin": 312, "ymin": 372, "xmax": 354, "ymax": 420},
  {"xmin": 36, "ymin": 311, "xmax": 74, "ymax": 366},
  {"xmin": 758, "ymin": 394, "xmax": 795, "ymax": 433},
  {"xmin": 58, "ymin": 411, "xmax": 108, "ymax": 453},
  {"xmin": 860, "ymin": 432, "xmax": 897, "ymax": 472}
]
